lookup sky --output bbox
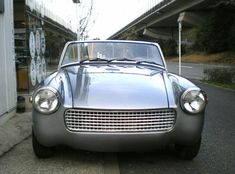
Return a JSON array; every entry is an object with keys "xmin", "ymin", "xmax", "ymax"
[
  {"xmin": 40, "ymin": 0, "xmax": 162, "ymax": 39},
  {"xmin": 88, "ymin": 0, "xmax": 161, "ymax": 39}
]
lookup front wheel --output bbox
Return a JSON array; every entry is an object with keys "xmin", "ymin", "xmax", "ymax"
[
  {"xmin": 175, "ymin": 137, "xmax": 201, "ymax": 160},
  {"xmin": 32, "ymin": 130, "xmax": 54, "ymax": 158}
]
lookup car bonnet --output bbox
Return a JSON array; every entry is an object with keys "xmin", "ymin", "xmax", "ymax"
[{"xmin": 64, "ymin": 64, "xmax": 169, "ymax": 110}]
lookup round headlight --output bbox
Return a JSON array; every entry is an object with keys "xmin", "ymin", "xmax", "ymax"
[
  {"xmin": 33, "ymin": 87, "xmax": 60, "ymax": 114},
  {"xmin": 180, "ymin": 88, "xmax": 206, "ymax": 114}
]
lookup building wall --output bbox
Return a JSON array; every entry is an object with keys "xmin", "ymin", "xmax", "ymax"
[
  {"xmin": 14, "ymin": 0, "xmax": 76, "ymax": 94},
  {"xmin": 0, "ymin": 0, "xmax": 17, "ymax": 121}
]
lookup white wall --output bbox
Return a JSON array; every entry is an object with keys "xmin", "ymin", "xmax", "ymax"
[{"xmin": 0, "ymin": 0, "xmax": 17, "ymax": 120}]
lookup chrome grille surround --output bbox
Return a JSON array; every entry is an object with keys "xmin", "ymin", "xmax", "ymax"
[{"xmin": 64, "ymin": 109, "xmax": 176, "ymax": 133}]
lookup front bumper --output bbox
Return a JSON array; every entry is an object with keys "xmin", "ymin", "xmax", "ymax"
[{"xmin": 32, "ymin": 106, "xmax": 204, "ymax": 152}]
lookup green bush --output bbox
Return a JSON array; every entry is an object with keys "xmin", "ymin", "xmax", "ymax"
[
  {"xmin": 194, "ymin": 6, "xmax": 235, "ymax": 53},
  {"xmin": 158, "ymin": 39, "xmax": 178, "ymax": 57},
  {"xmin": 121, "ymin": 27, "xmax": 140, "ymax": 40},
  {"xmin": 229, "ymin": 24, "xmax": 235, "ymax": 52},
  {"xmin": 204, "ymin": 68, "xmax": 235, "ymax": 84}
]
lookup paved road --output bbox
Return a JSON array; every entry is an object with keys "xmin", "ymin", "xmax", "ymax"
[
  {"xmin": 118, "ymin": 82, "xmax": 235, "ymax": 174},
  {"xmin": 0, "ymin": 83, "xmax": 234, "ymax": 174},
  {"xmin": 166, "ymin": 62, "xmax": 233, "ymax": 80},
  {"xmin": 0, "ymin": 137, "xmax": 119, "ymax": 174}
]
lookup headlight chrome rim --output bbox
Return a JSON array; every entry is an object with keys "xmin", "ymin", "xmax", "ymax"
[
  {"xmin": 33, "ymin": 86, "xmax": 60, "ymax": 114},
  {"xmin": 180, "ymin": 87, "xmax": 206, "ymax": 114}
]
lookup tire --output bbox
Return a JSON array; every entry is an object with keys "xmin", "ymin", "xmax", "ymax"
[
  {"xmin": 175, "ymin": 137, "xmax": 201, "ymax": 160},
  {"xmin": 32, "ymin": 130, "xmax": 54, "ymax": 158}
]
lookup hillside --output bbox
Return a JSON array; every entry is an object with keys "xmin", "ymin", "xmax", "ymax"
[{"xmin": 165, "ymin": 52, "xmax": 235, "ymax": 65}]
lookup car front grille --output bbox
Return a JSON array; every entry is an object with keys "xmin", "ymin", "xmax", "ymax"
[{"xmin": 64, "ymin": 109, "xmax": 176, "ymax": 133}]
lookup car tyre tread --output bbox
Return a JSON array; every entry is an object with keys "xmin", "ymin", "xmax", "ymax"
[
  {"xmin": 32, "ymin": 130, "xmax": 54, "ymax": 158},
  {"xmin": 175, "ymin": 137, "xmax": 201, "ymax": 160}
]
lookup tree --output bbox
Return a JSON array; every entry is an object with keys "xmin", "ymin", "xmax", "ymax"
[
  {"xmin": 121, "ymin": 27, "xmax": 140, "ymax": 40},
  {"xmin": 229, "ymin": 20, "xmax": 235, "ymax": 52},
  {"xmin": 78, "ymin": 0, "xmax": 94, "ymax": 39},
  {"xmin": 194, "ymin": 5, "xmax": 235, "ymax": 53}
]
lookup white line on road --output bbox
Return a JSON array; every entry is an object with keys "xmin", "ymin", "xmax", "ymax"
[{"xmin": 177, "ymin": 65, "xmax": 193, "ymax": 69}]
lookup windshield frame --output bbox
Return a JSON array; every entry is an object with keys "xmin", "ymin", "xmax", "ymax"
[{"xmin": 58, "ymin": 40, "xmax": 167, "ymax": 70}]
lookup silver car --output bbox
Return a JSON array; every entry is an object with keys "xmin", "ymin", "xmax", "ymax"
[{"xmin": 32, "ymin": 40, "xmax": 207, "ymax": 160}]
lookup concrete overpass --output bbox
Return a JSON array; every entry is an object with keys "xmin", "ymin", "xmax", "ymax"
[{"xmin": 108, "ymin": 0, "xmax": 235, "ymax": 40}]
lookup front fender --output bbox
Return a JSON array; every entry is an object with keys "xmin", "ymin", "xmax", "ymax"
[{"xmin": 164, "ymin": 72, "xmax": 200, "ymax": 107}]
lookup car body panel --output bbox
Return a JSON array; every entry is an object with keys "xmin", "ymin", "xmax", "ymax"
[
  {"xmin": 32, "ymin": 105, "xmax": 204, "ymax": 151},
  {"xmin": 65, "ymin": 65, "xmax": 169, "ymax": 109},
  {"xmin": 32, "ymin": 40, "xmax": 206, "ymax": 153}
]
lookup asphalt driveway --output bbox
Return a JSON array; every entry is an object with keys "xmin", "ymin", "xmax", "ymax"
[
  {"xmin": 0, "ymin": 82, "xmax": 234, "ymax": 174},
  {"xmin": 118, "ymin": 81, "xmax": 235, "ymax": 174}
]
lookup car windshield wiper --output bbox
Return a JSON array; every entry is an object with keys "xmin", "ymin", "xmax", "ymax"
[
  {"xmin": 79, "ymin": 58, "xmax": 108, "ymax": 64},
  {"xmin": 136, "ymin": 60, "xmax": 164, "ymax": 68},
  {"xmin": 108, "ymin": 57, "xmax": 136, "ymax": 63}
]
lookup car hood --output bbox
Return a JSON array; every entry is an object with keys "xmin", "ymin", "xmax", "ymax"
[{"xmin": 64, "ymin": 65, "xmax": 169, "ymax": 109}]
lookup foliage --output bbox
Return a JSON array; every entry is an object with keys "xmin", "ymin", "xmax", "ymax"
[
  {"xmin": 193, "ymin": 6, "xmax": 235, "ymax": 53},
  {"xmin": 164, "ymin": 39, "xmax": 178, "ymax": 56},
  {"xmin": 158, "ymin": 39, "xmax": 178, "ymax": 57},
  {"xmin": 229, "ymin": 23, "xmax": 235, "ymax": 52},
  {"xmin": 203, "ymin": 68, "xmax": 235, "ymax": 84},
  {"xmin": 79, "ymin": 0, "xmax": 94, "ymax": 39},
  {"xmin": 121, "ymin": 27, "xmax": 140, "ymax": 40},
  {"xmin": 120, "ymin": 28, "xmax": 179, "ymax": 56}
]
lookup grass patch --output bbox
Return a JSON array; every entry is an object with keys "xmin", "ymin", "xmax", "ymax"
[
  {"xmin": 202, "ymin": 80, "xmax": 235, "ymax": 90},
  {"xmin": 165, "ymin": 52, "xmax": 235, "ymax": 65},
  {"xmin": 202, "ymin": 67, "xmax": 235, "ymax": 90}
]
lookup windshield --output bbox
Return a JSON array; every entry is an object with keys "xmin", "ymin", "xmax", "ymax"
[{"xmin": 61, "ymin": 41, "xmax": 164, "ymax": 66}]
